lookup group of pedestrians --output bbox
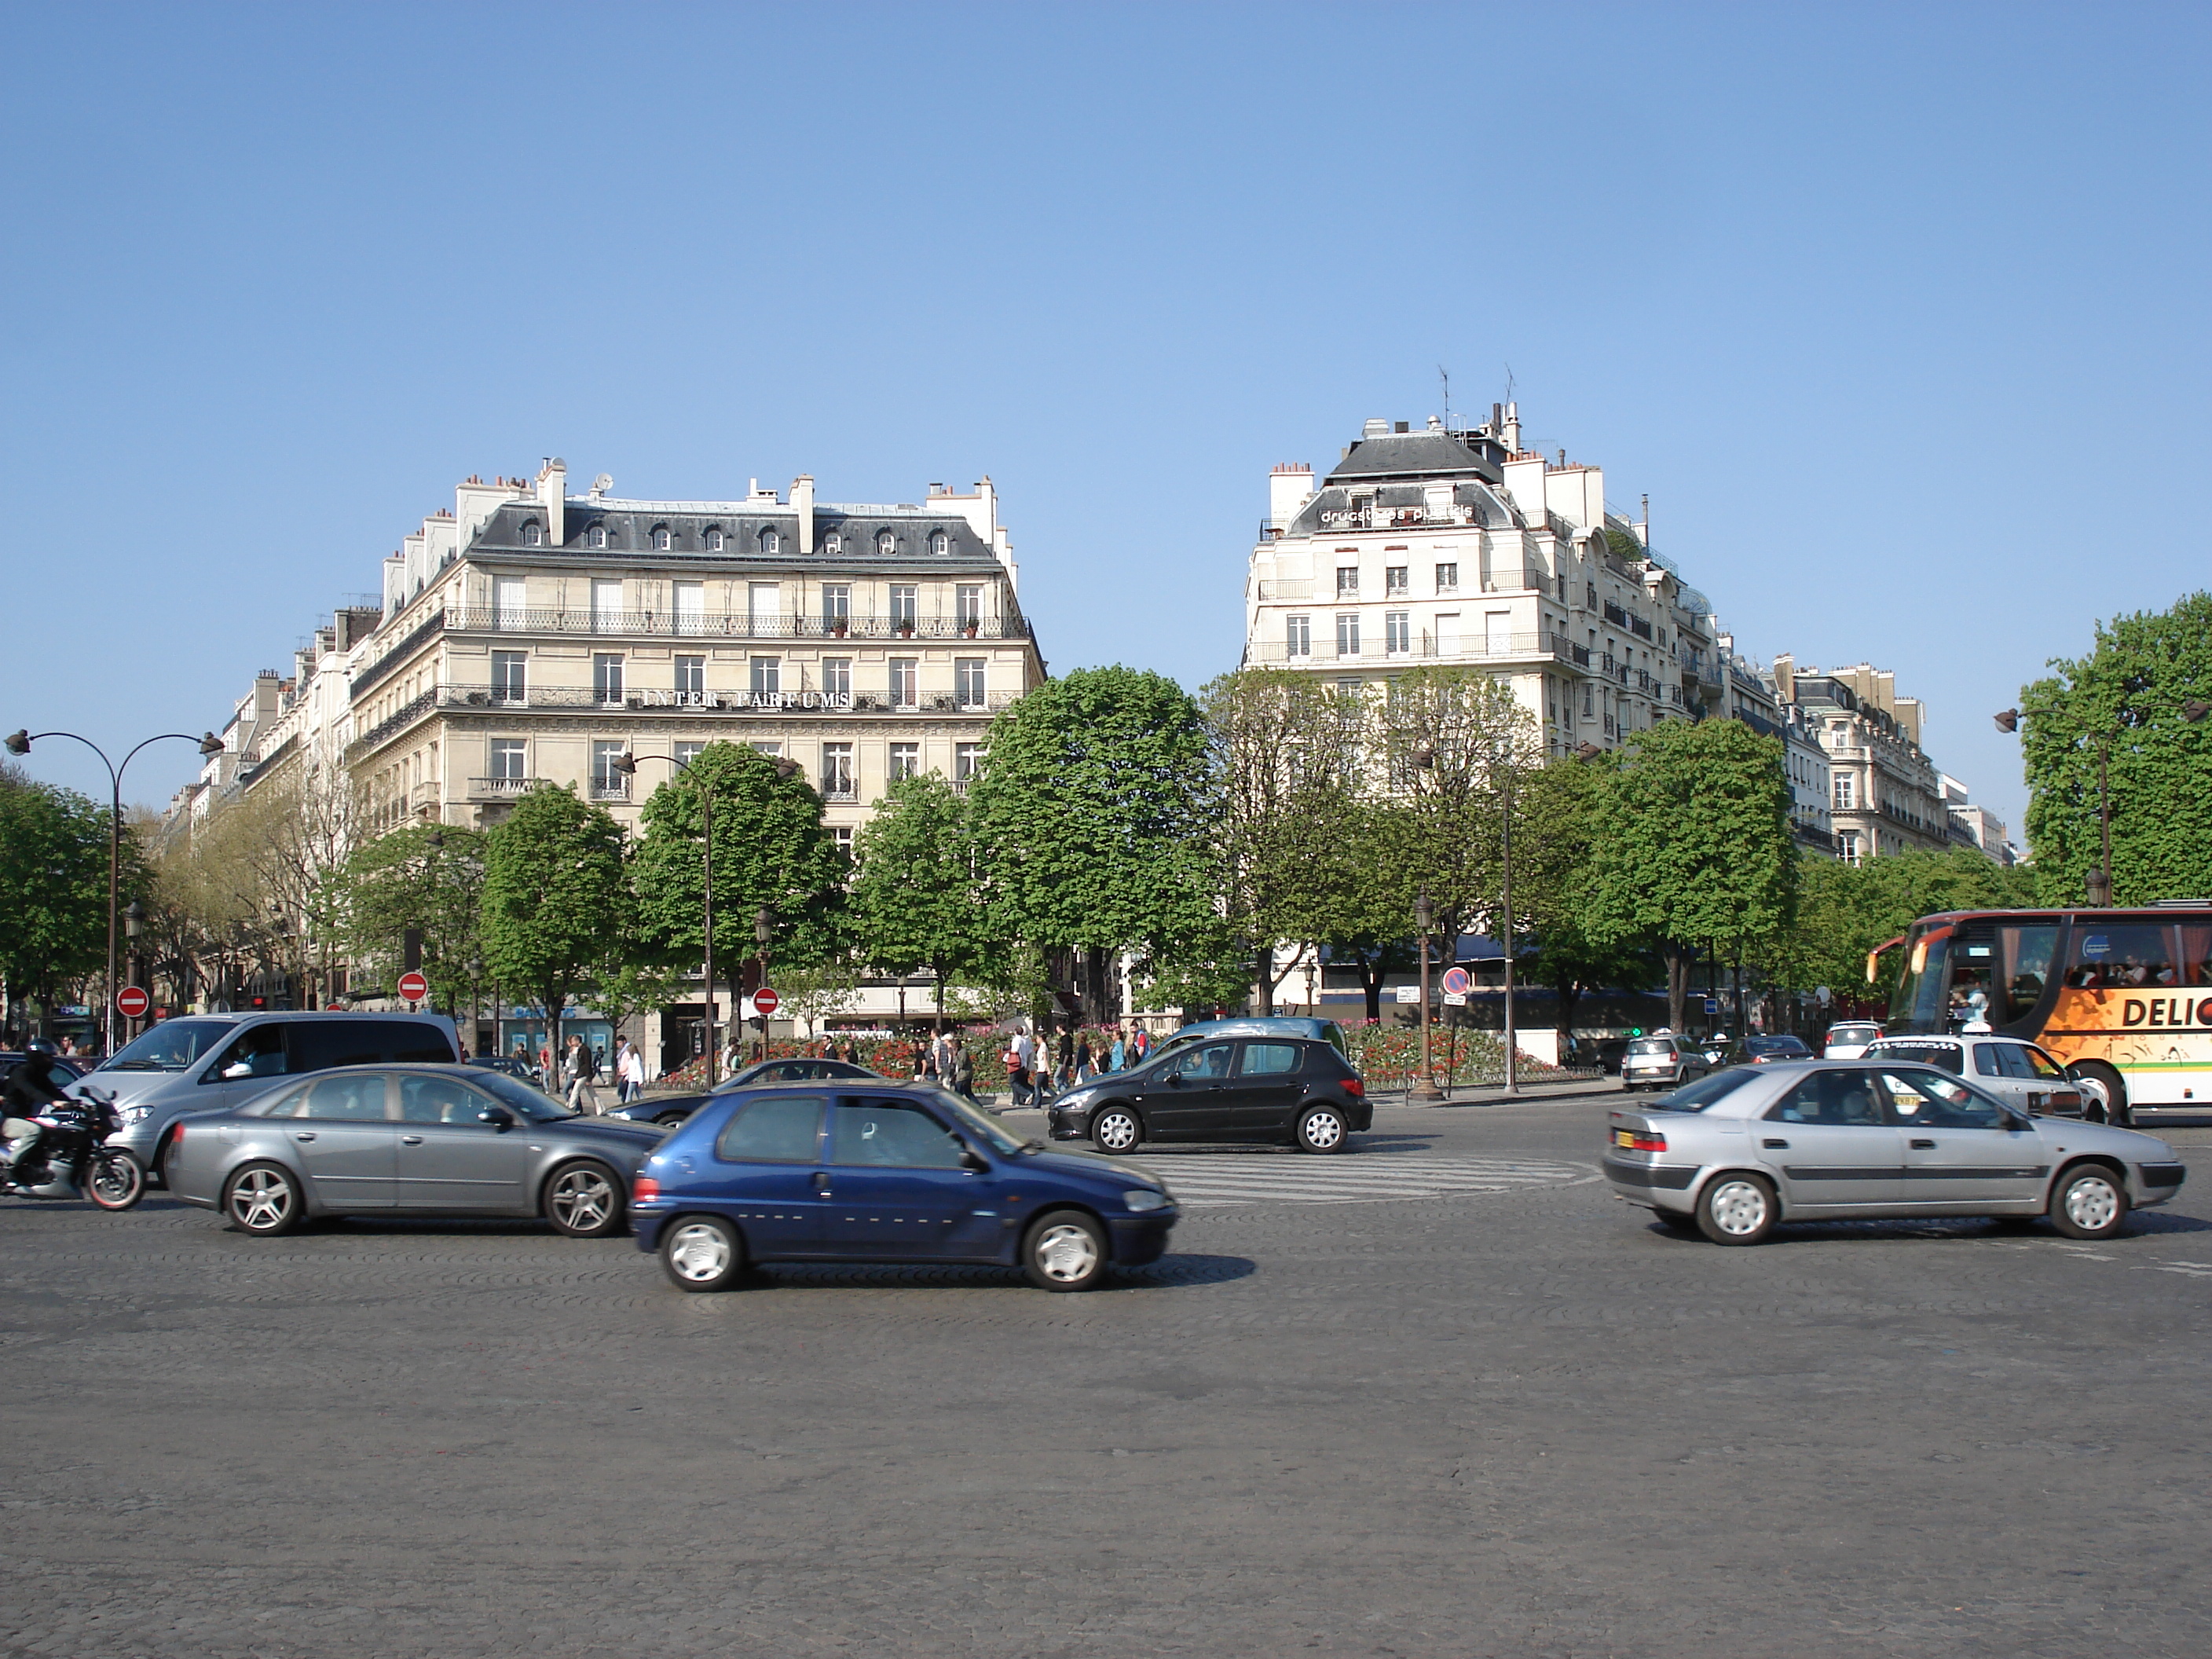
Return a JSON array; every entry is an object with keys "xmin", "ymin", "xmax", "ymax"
[
  {"xmin": 1002, "ymin": 1024, "xmax": 1149, "ymax": 1108},
  {"xmin": 905, "ymin": 1031, "xmax": 978, "ymax": 1100}
]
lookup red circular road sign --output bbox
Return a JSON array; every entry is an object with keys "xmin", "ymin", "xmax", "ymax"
[
  {"xmin": 750, "ymin": 987, "xmax": 781, "ymax": 1018},
  {"xmin": 396, "ymin": 971, "xmax": 430, "ymax": 1002},
  {"xmin": 115, "ymin": 986, "xmax": 151, "ymax": 1020},
  {"xmin": 1440, "ymin": 966, "xmax": 1471, "ymax": 997}
]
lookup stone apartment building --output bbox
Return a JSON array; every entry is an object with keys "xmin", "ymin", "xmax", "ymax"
[
  {"xmin": 1242, "ymin": 405, "xmax": 1727, "ymax": 756},
  {"xmin": 1771, "ymin": 657, "xmax": 1948, "ymax": 863}
]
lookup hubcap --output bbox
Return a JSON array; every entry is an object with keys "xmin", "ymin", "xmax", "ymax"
[
  {"xmin": 551, "ymin": 1169, "xmax": 615, "ymax": 1231},
  {"xmin": 1097, "ymin": 1113, "xmax": 1137, "ymax": 1152},
  {"xmin": 1708, "ymin": 1179, "xmax": 1768, "ymax": 1236},
  {"xmin": 1035, "ymin": 1221, "xmax": 1099, "ymax": 1283},
  {"xmin": 1302, "ymin": 1111, "xmax": 1344, "ymax": 1149},
  {"xmin": 230, "ymin": 1169, "xmax": 291, "ymax": 1230},
  {"xmin": 667, "ymin": 1223, "xmax": 731, "ymax": 1282},
  {"xmin": 2065, "ymin": 1175, "xmax": 2120, "ymax": 1231}
]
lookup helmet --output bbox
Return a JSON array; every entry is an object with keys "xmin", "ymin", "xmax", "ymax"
[{"xmin": 24, "ymin": 1038, "xmax": 57, "ymax": 1057}]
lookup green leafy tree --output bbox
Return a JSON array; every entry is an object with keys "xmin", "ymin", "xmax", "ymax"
[
  {"xmin": 628, "ymin": 742, "xmax": 848, "ymax": 1028},
  {"xmin": 2019, "ymin": 592, "xmax": 2212, "ymax": 905},
  {"xmin": 969, "ymin": 666, "xmax": 1218, "ymax": 1026},
  {"xmin": 1763, "ymin": 846, "xmax": 2038, "ymax": 1004},
  {"xmin": 0, "ymin": 768, "xmax": 128, "ymax": 1030},
  {"xmin": 1585, "ymin": 717, "xmax": 1799, "ymax": 1033},
  {"xmin": 848, "ymin": 774, "xmax": 1000, "ymax": 1030},
  {"xmin": 480, "ymin": 785, "xmax": 630, "ymax": 1057},
  {"xmin": 339, "ymin": 823, "xmax": 485, "ymax": 1016},
  {"xmin": 1518, "ymin": 755, "xmax": 1661, "ymax": 1044}
]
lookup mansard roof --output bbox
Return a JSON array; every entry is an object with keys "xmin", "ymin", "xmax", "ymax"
[
  {"xmin": 470, "ymin": 499, "xmax": 1000, "ymax": 563},
  {"xmin": 1284, "ymin": 478, "xmax": 1523, "ymax": 537},
  {"xmin": 1324, "ymin": 430, "xmax": 1504, "ymax": 487}
]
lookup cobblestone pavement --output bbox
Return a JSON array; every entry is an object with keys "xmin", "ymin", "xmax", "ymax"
[{"xmin": 4, "ymin": 1098, "xmax": 2211, "ymax": 1657}]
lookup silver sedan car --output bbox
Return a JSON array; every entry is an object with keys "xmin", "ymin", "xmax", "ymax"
[
  {"xmin": 1603, "ymin": 1060, "xmax": 2187, "ymax": 1245},
  {"xmin": 167, "ymin": 1064, "xmax": 663, "ymax": 1237}
]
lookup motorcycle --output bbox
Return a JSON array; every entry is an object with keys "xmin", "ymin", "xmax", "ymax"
[{"xmin": 3, "ymin": 1087, "xmax": 145, "ymax": 1210}]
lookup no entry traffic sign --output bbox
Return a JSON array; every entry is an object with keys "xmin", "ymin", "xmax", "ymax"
[
  {"xmin": 751, "ymin": 987, "xmax": 781, "ymax": 1018},
  {"xmin": 397, "ymin": 970, "xmax": 430, "ymax": 1003},
  {"xmin": 1440, "ymin": 966, "xmax": 1472, "ymax": 997},
  {"xmin": 115, "ymin": 986, "xmax": 150, "ymax": 1020}
]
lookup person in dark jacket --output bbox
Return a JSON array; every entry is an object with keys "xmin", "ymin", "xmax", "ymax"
[{"xmin": 2, "ymin": 1042, "xmax": 70, "ymax": 1183}]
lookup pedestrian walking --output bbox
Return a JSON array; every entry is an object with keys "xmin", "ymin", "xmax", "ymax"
[
  {"xmin": 952, "ymin": 1039, "xmax": 976, "ymax": 1102},
  {"xmin": 616, "ymin": 1036, "xmax": 646, "ymax": 1103},
  {"xmin": 1132, "ymin": 1027, "xmax": 1150, "ymax": 1064},
  {"xmin": 1057, "ymin": 1027, "xmax": 1075, "ymax": 1090},
  {"xmin": 1074, "ymin": 1035, "xmax": 1093, "ymax": 1082},
  {"xmin": 562, "ymin": 1034, "xmax": 599, "ymax": 1112},
  {"xmin": 1108, "ymin": 1027, "xmax": 1126, "ymax": 1072},
  {"xmin": 1007, "ymin": 1027, "xmax": 1035, "ymax": 1108}
]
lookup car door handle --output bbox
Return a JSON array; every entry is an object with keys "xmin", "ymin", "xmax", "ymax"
[
  {"xmin": 1910, "ymin": 1138, "xmax": 1936, "ymax": 1148},
  {"xmin": 293, "ymin": 1132, "xmax": 316, "ymax": 1141},
  {"xmin": 1763, "ymin": 1138, "xmax": 1789, "ymax": 1148},
  {"xmin": 400, "ymin": 1135, "xmax": 423, "ymax": 1145},
  {"xmin": 812, "ymin": 1172, "xmax": 833, "ymax": 1196}
]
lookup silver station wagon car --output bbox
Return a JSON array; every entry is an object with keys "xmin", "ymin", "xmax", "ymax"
[{"xmin": 1603, "ymin": 1060, "xmax": 2186, "ymax": 1245}]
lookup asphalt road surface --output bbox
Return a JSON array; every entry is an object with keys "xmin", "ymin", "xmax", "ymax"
[{"xmin": 4, "ymin": 1092, "xmax": 2210, "ymax": 1658}]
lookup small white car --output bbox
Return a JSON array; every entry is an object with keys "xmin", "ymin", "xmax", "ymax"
[
  {"xmin": 1862, "ymin": 1034, "xmax": 2097, "ymax": 1119},
  {"xmin": 1821, "ymin": 1021, "xmax": 1883, "ymax": 1059}
]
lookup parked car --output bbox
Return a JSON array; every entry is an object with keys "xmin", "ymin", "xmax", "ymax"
[
  {"xmin": 1602, "ymin": 1060, "xmax": 2184, "ymax": 1244},
  {"xmin": 468, "ymin": 1053, "xmax": 548, "ymax": 1087},
  {"xmin": 1621, "ymin": 1035, "xmax": 1711, "ymax": 1092},
  {"xmin": 71, "ymin": 1010, "xmax": 462, "ymax": 1187},
  {"xmin": 0, "ymin": 1051, "xmax": 85, "ymax": 1091},
  {"xmin": 1862, "ymin": 1033, "xmax": 2094, "ymax": 1119},
  {"xmin": 1046, "ymin": 1035, "xmax": 1368, "ymax": 1155},
  {"xmin": 632, "ymin": 1081, "xmax": 1179, "ymax": 1292},
  {"xmin": 1820, "ymin": 1020, "xmax": 1884, "ymax": 1059},
  {"xmin": 602, "ymin": 1057, "xmax": 881, "ymax": 1127},
  {"xmin": 167, "ymin": 1064, "xmax": 660, "ymax": 1237}
]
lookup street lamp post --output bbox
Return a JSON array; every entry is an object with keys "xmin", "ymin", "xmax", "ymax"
[
  {"xmin": 123, "ymin": 900, "xmax": 145, "ymax": 1042},
  {"xmin": 4, "ymin": 727, "xmax": 224, "ymax": 1053},
  {"xmin": 610, "ymin": 750, "xmax": 717, "ymax": 1086},
  {"xmin": 1994, "ymin": 701, "xmax": 2210, "ymax": 906},
  {"xmin": 1499, "ymin": 764, "xmax": 1518, "ymax": 1098},
  {"xmin": 1412, "ymin": 888, "xmax": 1442, "ymax": 1103}
]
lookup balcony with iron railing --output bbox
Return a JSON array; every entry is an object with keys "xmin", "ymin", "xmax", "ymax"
[
  {"xmin": 1247, "ymin": 631, "xmax": 1593, "ymax": 670},
  {"xmin": 467, "ymin": 775, "xmax": 539, "ymax": 800},
  {"xmin": 445, "ymin": 606, "xmax": 1032, "ymax": 643}
]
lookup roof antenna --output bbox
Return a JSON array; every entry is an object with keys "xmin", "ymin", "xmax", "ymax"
[
  {"xmin": 1438, "ymin": 364, "xmax": 1450, "ymax": 431},
  {"xmin": 1503, "ymin": 361, "xmax": 1516, "ymax": 405}
]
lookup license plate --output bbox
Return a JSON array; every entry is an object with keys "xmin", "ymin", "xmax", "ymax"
[{"xmin": 1613, "ymin": 1129, "xmax": 1635, "ymax": 1148}]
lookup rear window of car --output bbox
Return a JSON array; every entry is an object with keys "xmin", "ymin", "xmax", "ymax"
[
  {"xmin": 1870, "ymin": 1041, "xmax": 1963, "ymax": 1073},
  {"xmin": 1627, "ymin": 1038, "xmax": 1674, "ymax": 1057},
  {"xmin": 1829, "ymin": 1024, "xmax": 1879, "ymax": 1040},
  {"xmin": 716, "ymin": 1094, "xmax": 824, "ymax": 1163},
  {"xmin": 1654, "ymin": 1070, "xmax": 1762, "ymax": 1111}
]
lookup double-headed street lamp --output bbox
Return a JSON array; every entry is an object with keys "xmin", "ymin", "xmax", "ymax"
[
  {"xmin": 5, "ymin": 727, "xmax": 224, "ymax": 1053},
  {"xmin": 1994, "ymin": 701, "xmax": 2210, "ymax": 906}
]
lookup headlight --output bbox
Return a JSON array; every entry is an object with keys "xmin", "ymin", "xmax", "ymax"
[
  {"xmin": 1122, "ymin": 1188, "xmax": 1168, "ymax": 1213},
  {"xmin": 120, "ymin": 1104, "xmax": 153, "ymax": 1126},
  {"xmin": 1057, "ymin": 1090, "xmax": 1095, "ymax": 1111}
]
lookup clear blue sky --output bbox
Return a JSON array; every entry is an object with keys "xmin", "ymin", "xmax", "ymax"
[{"xmin": 5, "ymin": 2, "xmax": 2207, "ymax": 838}]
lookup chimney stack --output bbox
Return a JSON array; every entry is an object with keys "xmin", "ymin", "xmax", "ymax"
[
  {"xmin": 537, "ymin": 457, "xmax": 566, "ymax": 546},
  {"xmin": 792, "ymin": 474, "xmax": 815, "ymax": 555}
]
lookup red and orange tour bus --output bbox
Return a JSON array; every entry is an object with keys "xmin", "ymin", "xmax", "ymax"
[{"xmin": 1870, "ymin": 903, "xmax": 2212, "ymax": 1122}]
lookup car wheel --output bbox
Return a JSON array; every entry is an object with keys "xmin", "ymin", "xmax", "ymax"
[
  {"xmin": 1022, "ymin": 1208, "xmax": 1108, "ymax": 1291},
  {"xmin": 223, "ymin": 1162, "xmax": 304, "ymax": 1236},
  {"xmin": 1295, "ymin": 1104, "xmax": 1349, "ymax": 1154},
  {"xmin": 2049, "ymin": 1163, "xmax": 2130, "ymax": 1241},
  {"xmin": 1092, "ymin": 1106, "xmax": 1141, "ymax": 1155},
  {"xmin": 544, "ymin": 1160, "xmax": 625, "ymax": 1238},
  {"xmin": 661, "ymin": 1216, "xmax": 745, "ymax": 1291},
  {"xmin": 2069, "ymin": 1060, "xmax": 2128, "ymax": 1126},
  {"xmin": 1697, "ymin": 1173, "xmax": 1776, "ymax": 1245}
]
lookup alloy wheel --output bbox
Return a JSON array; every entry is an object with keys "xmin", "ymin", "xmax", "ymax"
[
  {"xmin": 229, "ymin": 1168, "xmax": 293, "ymax": 1232},
  {"xmin": 548, "ymin": 1166, "xmax": 617, "ymax": 1234}
]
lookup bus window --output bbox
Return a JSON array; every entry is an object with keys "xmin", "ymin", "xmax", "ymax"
[
  {"xmin": 1888, "ymin": 930, "xmax": 1952, "ymax": 1034},
  {"xmin": 2064, "ymin": 924, "xmax": 2177, "ymax": 991},
  {"xmin": 2180, "ymin": 924, "xmax": 2212, "ymax": 984},
  {"xmin": 1996, "ymin": 924, "xmax": 2058, "ymax": 1024}
]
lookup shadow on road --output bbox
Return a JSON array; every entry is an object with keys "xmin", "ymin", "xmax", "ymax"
[{"xmin": 745, "ymin": 1254, "xmax": 1258, "ymax": 1294}]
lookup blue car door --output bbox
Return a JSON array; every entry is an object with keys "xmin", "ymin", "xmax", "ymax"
[
  {"xmin": 822, "ymin": 1094, "xmax": 986, "ymax": 1260},
  {"xmin": 706, "ymin": 1093, "xmax": 831, "ymax": 1259}
]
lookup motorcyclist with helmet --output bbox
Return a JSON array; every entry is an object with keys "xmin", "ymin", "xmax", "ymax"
[{"xmin": 2, "ymin": 1040, "xmax": 71, "ymax": 1187}]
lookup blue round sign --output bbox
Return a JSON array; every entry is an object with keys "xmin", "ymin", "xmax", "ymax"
[{"xmin": 1441, "ymin": 965, "xmax": 1472, "ymax": 996}]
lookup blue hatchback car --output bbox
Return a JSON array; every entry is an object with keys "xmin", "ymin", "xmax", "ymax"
[{"xmin": 632, "ymin": 1081, "xmax": 1180, "ymax": 1293}]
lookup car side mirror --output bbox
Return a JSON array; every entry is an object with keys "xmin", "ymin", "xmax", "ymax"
[
  {"xmin": 478, "ymin": 1107, "xmax": 515, "ymax": 1129},
  {"xmin": 222, "ymin": 1062, "xmax": 252, "ymax": 1080},
  {"xmin": 959, "ymin": 1148, "xmax": 990, "ymax": 1173},
  {"xmin": 1164, "ymin": 1072, "xmax": 1183, "ymax": 1087}
]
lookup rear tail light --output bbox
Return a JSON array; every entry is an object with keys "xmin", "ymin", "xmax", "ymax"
[
  {"xmin": 1341, "ymin": 1077, "xmax": 1364, "ymax": 1097},
  {"xmin": 1615, "ymin": 1130, "xmax": 1668, "ymax": 1152},
  {"xmin": 631, "ymin": 1175, "xmax": 660, "ymax": 1202}
]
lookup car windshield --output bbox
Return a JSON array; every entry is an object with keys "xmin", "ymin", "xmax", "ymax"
[
  {"xmin": 928, "ymin": 1087, "xmax": 1030, "ymax": 1155},
  {"xmin": 1831, "ymin": 1024, "xmax": 1878, "ymax": 1039},
  {"xmin": 1626, "ymin": 1038, "xmax": 1674, "ymax": 1057},
  {"xmin": 96, "ymin": 1017, "xmax": 236, "ymax": 1072},
  {"xmin": 1750, "ymin": 1037, "xmax": 1811, "ymax": 1056},
  {"xmin": 472, "ymin": 1069, "xmax": 578, "ymax": 1122},
  {"xmin": 1654, "ymin": 1069, "xmax": 1763, "ymax": 1112}
]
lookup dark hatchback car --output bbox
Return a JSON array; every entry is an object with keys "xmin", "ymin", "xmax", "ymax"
[
  {"xmin": 1721, "ymin": 1035, "xmax": 1817, "ymax": 1067},
  {"xmin": 603, "ymin": 1057, "xmax": 880, "ymax": 1127},
  {"xmin": 1046, "ymin": 1035, "xmax": 1368, "ymax": 1155},
  {"xmin": 632, "ymin": 1082, "xmax": 1178, "ymax": 1292}
]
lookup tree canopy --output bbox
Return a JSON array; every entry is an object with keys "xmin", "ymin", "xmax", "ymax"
[
  {"xmin": 480, "ymin": 784, "xmax": 629, "ymax": 1051},
  {"xmin": 339, "ymin": 823, "xmax": 485, "ymax": 1017},
  {"xmin": 848, "ymin": 773, "xmax": 998, "ymax": 1027}
]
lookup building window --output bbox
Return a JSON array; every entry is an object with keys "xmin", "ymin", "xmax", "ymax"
[
  {"xmin": 1583, "ymin": 686, "xmax": 1594, "ymax": 718},
  {"xmin": 1839, "ymin": 829, "xmax": 1862, "ymax": 866},
  {"xmin": 591, "ymin": 741, "xmax": 628, "ymax": 797},
  {"xmin": 955, "ymin": 742, "xmax": 980, "ymax": 782},
  {"xmin": 751, "ymin": 742, "xmax": 782, "ymax": 758},
  {"xmin": 592, "ymin": 654, "xmax": 624, "ymax": 705},
  {"xmin": 822, "ymin": 657, "xmax": 852, "ymax": 701},
  {"xmin": 1834, "ymin": 775, "xmax": 1856, "ymax": 810},
  {"xmin": 1436, "ymin": 562, "xmax": 1459, "ymax": 592},
  {"xmin": 674, "ymin": 741, "xmax": 705, "ymax": 768},
  {"xmin": 889, "ymin": 657, "xmax": 918, "ymax": 708},
  {"xmin": 494, "ymin": 575, "xmax": 526, "ymax": 628},
  {"xmin": 1336, "ymin": 678, "xmax": 1362, "ymax": 698},
  {"xmin": 1386, "ymin": 566, "xmax": 1408, "ymax": 595},
  {"xmin": 957, "ymin": 584, "xmax": 983, "ymax": 626},
  {"xmin": 1385, "ymin": 612, "xmax": 1411, "ymax": 654},
  {"xmin": 890, "ymin": 584, "xmax": 917, "ymax": 630},
  {"xmin": 1286, "ymin": 615, "xmax": 1311, "ymax": 657},
  {"xmin": 675, "ymin": 655, "xmax": 705, "ymax": 700},
  {"xmin": 1336, "ymin": 566, "xmax": 1359, "ymax": 597},
  {"xmin": 705, "ymin": 527, "xmax": 724, "ymax": 551},
  {"xmin": 930, "ymin": 530, "xmax": 948, "ymax": 555},
  {"xmin": 877, "ymin": 530, "xmax": 895, "ymax": 556},
  {"xmin": 760, "ymin": 527, "xmax": 780, "ymax": 556},
  {"xmin": 822, "ymin": 742, "xmax": 855, "ymax": 799},
  {"xmin": 652, "ymin": 526, "xmax": 672, "ymax": 551},
  {"xmin": 673, "ymin": 580, "xmax": 705, "ymax": 635},
  {"xmin": 823, "ymin": 531, "xmax": 842, "ymax": 555},
  {"xmin": 492, "ymin": 651, "xmax": 527, "ymax": 704},
  {"xmin": 831, "ymin": 824, "xmax": 854, "ymax": 853},
  {"xmin": 587, "ymin": 525, "xmax": 608, "ymax": 549},
  {"xmin": 1336, "ymin": 613, "xmax": 1361, "ymax": 656},
  {"xmin": 489, "ymin": 738, "xmax": 526, "ymax": 782},
  {"xmin": 591, "ymin": 578, "xmax": 622, "ymax": 632},
  {"xmin": 750, "ymin": 656, "xmax": 781, "ymax": 697},
  {"xmin": 821, "ymin": 583, "xmax": 849, "ymax": 628},
  {"xmin": 519, "ymin": 521, "xmax": 543, "ymax": 547},
  {"xmin": 890, "ymin": 742, "xmax": 921, "ymax": 781},
  {"xmin": 955, "ymin": 657, "xmax": 986, "ymax": 708}
]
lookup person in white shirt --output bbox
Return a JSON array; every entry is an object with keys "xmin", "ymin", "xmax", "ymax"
[{"xmin": 615, "ymin": 1037, "xmax": 646, "ymax": 1102}]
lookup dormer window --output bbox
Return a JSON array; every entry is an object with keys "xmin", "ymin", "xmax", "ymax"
[
  {"xmin": 652, "ymin": 526, "xmax": 672, "ymax": 551},
  {"xmin": 823, "ymin": 531, "xmax": 842, "ymax": 555},
  {"xmin": 587, "ymin": 525, "xmax": 608, "ymax": 548},
  {"xmin": 705, "ymin": 527, "xmax": 725, "ymax": 551},
  {"xmin": 877, "ymin": 530, "xmax": 895, "ymax": 556},
  {"xmin": 518, "ymin": 521, "xmax": 543, "ymax": 547},
  {"xmin": 930, "ymin": 530, "xmax": 948, "ymax": 555},
  {"xmin": 760, "ymin": 527, "xmax": 780, "ymax": 556}
]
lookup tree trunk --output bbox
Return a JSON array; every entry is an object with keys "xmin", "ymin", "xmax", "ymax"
[
  {"xmin": 1256, "ymin": 945, "xmax": 1273, "ymax": 1017},
  {"xmin": 1555, "ymin": 976, "xmax": 1581, "ymax": 1049},
  {"xmin": 1664, "ymin": 942, "xmax": 1694, "ymax": 1035},
  {"xmin": 933, "ymin": 961, "xmax": 946, "ymax": 1035}
]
